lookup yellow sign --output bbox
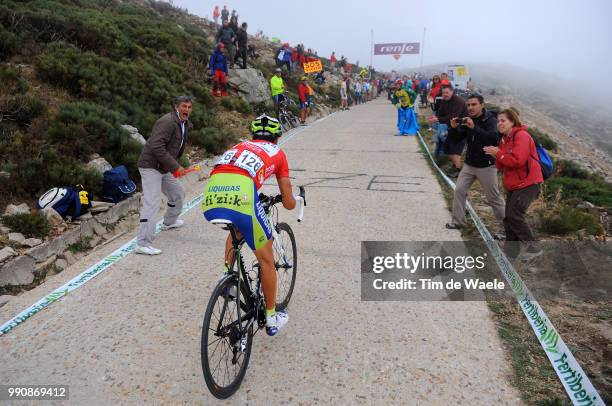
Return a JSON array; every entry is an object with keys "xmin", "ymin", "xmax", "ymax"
[
  {"xmin": 303, "ymin": 60, "xmax": 323, "ymax": 74},
  {"xmin": 456, "ymin": 66, "xmax": 468, "ymax": 76}
]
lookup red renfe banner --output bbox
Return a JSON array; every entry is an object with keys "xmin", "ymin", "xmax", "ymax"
[{"xmin": 374, "ymin": 43, "xmax": 420, "ymax": 55}]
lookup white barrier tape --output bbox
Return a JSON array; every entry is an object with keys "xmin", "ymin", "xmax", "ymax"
[
  {"xmin": 416, "ymin": 130, "xmax": 604, "ymax": 406},
  {"xmin": 0, "ymin": 111, "xmax": 336, "ymax": 337}
]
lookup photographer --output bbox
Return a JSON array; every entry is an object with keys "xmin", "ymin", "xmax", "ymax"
[
  {"xmin": 445, "ymin": 94, "xmax": 505, "ymax": 231},
  {"xmin": 430, "ymin": 84, "xmax": 467, "ymax": 177}
]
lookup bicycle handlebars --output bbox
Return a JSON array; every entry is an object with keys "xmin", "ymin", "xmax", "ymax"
[{"xmin": 259, "ymin": 186, "xmax": 306, "ymax": 222}]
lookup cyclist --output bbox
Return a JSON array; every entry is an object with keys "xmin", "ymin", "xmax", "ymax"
[{"xmin": 202, "ymin": 115, "xmax": 298, "ymax": 336}]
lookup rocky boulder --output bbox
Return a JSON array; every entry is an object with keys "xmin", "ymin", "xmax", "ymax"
[
  {"xmin": 4, "ymin": 203, "xmax": 30, "ymax": 216},
  {"xmin": 227, "ymin": 68, "xmax": 272, "ymax": 105},
  {"xmin": 87, "ymin": 154, "xmax": 112, "ymax": 174},
  {"xmin": 121, "ymin": 124, "xmax": 147, "ymax": 145}
]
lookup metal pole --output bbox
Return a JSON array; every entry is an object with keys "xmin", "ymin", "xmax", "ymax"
[
  {"xmin": 419, "ymin": 27, "xmax": 426, "ymax": 72},
  {"xmin": 370, "ymin": 29, "xmax": 374, "ymax": 76}
]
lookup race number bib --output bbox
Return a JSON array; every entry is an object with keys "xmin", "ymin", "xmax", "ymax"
[
  {"xmin": 215, "ymin": 149, "xmax": 238, "ymax": 165},
  {"xmin": 233, "ymin": 150, "xmax": 264, "ymax": 177}
]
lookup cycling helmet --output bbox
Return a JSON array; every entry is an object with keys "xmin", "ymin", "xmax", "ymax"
[
  {"xmin": 250, "ymin": 114, "xmax": 282, "ymax": 140},
  {"xmin": 300, "ymin": 75, "xmax": 308, "ymax": 81},
  {"xmin": 395, "ymin": 79, "xmax": 403, "ymax": 86}
]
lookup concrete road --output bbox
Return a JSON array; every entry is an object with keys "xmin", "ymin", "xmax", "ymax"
[{"xmin": 0, "ymin": 98, "xmax": 522, "ymax": 405}]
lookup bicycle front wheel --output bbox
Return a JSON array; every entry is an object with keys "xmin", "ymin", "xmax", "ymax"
[
  {"xmin": 274, "ymin": 222, "xmax": 297, "ymax": 310},
  {"xmin": 201, "ymin": 276, "xmax": 253, "ymax": 399},
  {"xmin": 279, "ymin": 113, "xmax": 291, "ymax": 132}
]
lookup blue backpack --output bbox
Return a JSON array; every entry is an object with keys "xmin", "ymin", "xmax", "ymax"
[
  {"xmin": 102, "ymin": 166, "xmax": 136, "ymax": 203},
  {"xmin": 527, "ymin": 136, "xmax": 554, "ymax": 180},
  {"xmin": 37, "ymin": 185, "xmax": 89, "ymax": 219}
]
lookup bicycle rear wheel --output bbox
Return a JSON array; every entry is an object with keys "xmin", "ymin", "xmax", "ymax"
[
  {"xmin": 279, "ymin": 112, "xmax": 291, "ymax": 132},
  {"xmin": 273, "ymin": 222, "xmax": 297, "ymax": 310},
  {"xmin": 201, "ymin": 276, "xmax": 253, "ymax": 399}
]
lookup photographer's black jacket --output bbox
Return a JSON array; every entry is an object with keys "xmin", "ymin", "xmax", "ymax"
[{"xmin": 448, "ymin": 109, "xmax": 499, "ymax": 168}]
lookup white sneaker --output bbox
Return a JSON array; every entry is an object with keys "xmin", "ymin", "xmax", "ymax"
[
  {"xmin": 134, "ymin": 245, "xmax": 162, "ymax": 255},
  {"xmin": 161, "ymin": 219, "xmax": 184, "ymax": 231},
  {"xmin": 266, "ymin": 310, "xmax": 289, "ymax": 336}
]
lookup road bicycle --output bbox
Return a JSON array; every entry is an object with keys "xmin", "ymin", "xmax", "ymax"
[
  {"xmin": 277, "ymin": 94, "xmax": 300, "ymax": 131},
  {"xmin": 201, "ymin": 187, "xmax": 306, "ymax": 399}
]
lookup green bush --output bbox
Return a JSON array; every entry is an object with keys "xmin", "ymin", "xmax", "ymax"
[
  {"xmin": 544, "ymin": 177, "xmax": 612, "ymax": 208},
  {"xmin": 484, "ymin": 103, "xmax": 500, "ymax": 112},
  {"xmin": 1, "ymin": 212, "xmax": 51, "ymax": 238},
  {"xmin": 538, "ymin": 206, "xmax": 603, "ymax": 236},
  {"xmin": 220, "ymin": 96, "xmax": 253, "ymax": 115},
  {"xmin": 555, "ymin": 159, "xmax": 590, "ymax": 179},
  {"xmin": 528, "ymin": 127, "xmax": 557, "ymax": 151},
  {"xmin": 47, "ymin": 101, "xmax": 143, "ymax": 175},
  {"xmin": 0, "ymin": 26, "xmax": 18, "ymax": 59},
  {"xmin": 0, "ymin": 94, "xmax": 47, "ymax": 127},
  {"xmin": 190, "ymin": 127, "xmax": 237, "ymax": 155}
]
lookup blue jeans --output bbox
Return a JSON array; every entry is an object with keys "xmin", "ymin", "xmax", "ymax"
[{"xmin": 434, "ymin": 123, "xmax": 448, "ymax": 157}]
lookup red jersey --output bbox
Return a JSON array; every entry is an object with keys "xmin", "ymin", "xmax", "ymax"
[
  {"xmin": 211, "ymin": 140, "xmax": 290, "ymax": 189},
  {"xmin": 298, "ymin": 83, "xmax": 309, "ymax": 102}
]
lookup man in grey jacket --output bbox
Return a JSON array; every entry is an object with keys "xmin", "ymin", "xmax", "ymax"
[{"xmin": 135, "ymin": 96, "xmax": 192, "ymax": 255}]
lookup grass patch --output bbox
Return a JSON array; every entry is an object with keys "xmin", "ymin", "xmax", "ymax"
[
  {"xmin": 538, "ymin": 205, "xmax": 604, "ymax": 236},
  {"xmin": 66, "ymin": 236, "xmax": 93, "ymax": 253},
  {"xmin": 1, "ymin": 212, "xmax": 51, "ymax": 238}
]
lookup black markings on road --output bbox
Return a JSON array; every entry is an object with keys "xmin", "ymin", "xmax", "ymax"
[{"xmin": 269, "ymin": 170, "xmax": 426, "ymax": 193}]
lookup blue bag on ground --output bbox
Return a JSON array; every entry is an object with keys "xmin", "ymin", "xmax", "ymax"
[
  {"xmin": 102, "ymin": 166, "xmax": 137, "ymax": 203},
  {"xmin": 37, "ymin": 186, "xmax": 88, "ymax": 219}
]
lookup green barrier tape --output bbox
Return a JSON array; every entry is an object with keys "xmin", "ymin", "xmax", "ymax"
[{"xmin": 416, "ymin": 130, "xmax": 604, "ymax": 405}]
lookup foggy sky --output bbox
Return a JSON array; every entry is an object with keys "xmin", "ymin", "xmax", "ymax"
[{"xmin": 173, "ymin": 0, "xmax": 611, "ymax": 89}]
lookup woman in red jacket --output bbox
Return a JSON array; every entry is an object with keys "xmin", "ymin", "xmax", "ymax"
[{"xmin": 483, "ymin": 108, "xmax": 543, "ymax": 259}]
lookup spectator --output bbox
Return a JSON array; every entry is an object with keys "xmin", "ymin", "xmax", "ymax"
[
  {"xmin": 419, "ymin": 77, "xmax": 429, "ymax": 107},
  {"xmin": 291, "ymin": 47, "xmax": 299, "ymax": 71},
  {"xmin": 431, "ymin": 84, "xmax": 468, "ymax": 177},
  {"xmin": 221, "ymin": 5, "xmax": 229, "ymax": 23},
  {"xmin": 270, "ymin": 68, "xmax": 285, "ymax": 108},
  {"xmin": 315, "ymin": 71, "xmax": 325, "ymax": 85},
  {"xmin": 340, "ymin": 77, "xmax": 349, "ymax": 110},
  {"xmin": 298, "ymin": 76, "xmax": 311, "ymax": 124},
  {"xmin": 484, "ymin": 109, "xmax": 543, "ymax": 260},
  {"xmin": 209, "ymin": 43, "xmax": 229, "ymax": 96},
  {"xmin": 446, "ymin": 94, "xmax": 505, "ymax": 231},
  {"xmin": 229, "ymin": 15, "xmax": 239, "ymax": 35},
  {"xmin": 394, "ymin": 81, "xmax": 419, "ymax": 136},
  {"xmin": 275, "ymin": 43, "xmax": 291, "ymax": 71},
  {"xmin": 212, "ymin": 5, "xmax": 220, "ymax": 27},
  {"xmin": 215, "ymin": 20, "xmax": 235, "ymax": 68},
  {"xmin": 235, "ymin": 22, "xmax": 248, "ymax": 69},
  {"xmin": 330, "ymin": 51, "xmax": 337, "ymax": 72},
  {"xmin": 231, "ymin": 9, "xmax": 236, "ymax": 19},
  {"xmin": 354, "ymin": 79, "xmax": 363, "ymax": 104},
  {"xmin": 247, "ymin": 44, "xmax": 258, "ymax": 59},
  {"xmin": 135, "ymin": 96, "xmax": 191, "ymax": 255},
  {"xmin": 428, "ymin": 75, "xmax": 442, "ymax": 108}
]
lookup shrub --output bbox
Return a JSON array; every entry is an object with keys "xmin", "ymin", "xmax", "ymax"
[
  {"xmin": 528, "ymin": 127, "xmax": 557, "ymax": 151},
  {"xmin": 47, "ymin": 101, "xmax": 143, "ymax": 176},
  {"xmin": 484, "ymin": 103, "xmax": 500, "ymax": 112},
  {"xmin": 220, "ymin": 96, "xmax": 253, "ymax": 115},
  {"xmin": 544, "ymin": 177, "xmax": 612, "ymax": 208},
  {"xmin": 67, "ymin": 236, "xmax": 93, "ymax": 253},
  {"xmin": 538, "ymin": 205, "xmax": 603, "ymax": 236},
  {"xmin": 0, "ymin": 94, "xmax": 47, "ymax": 127},
  {"xmin": 0, "ymin": 26, "xmax": 18, "ymax": 59},
  {"xmin": 1, "ymin": 212, "xmax": 51, "ymax": 238},
  {"xmin": 554, "ymin": 159, "xmax": 590, "ymax": 179},
  {"xmin": 190, "ymin": 127, "xmax": 237, "ymax": 155},
  {"xmin": 0, "ymin": 149, "xmax": 104, "ymax": 200}
]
